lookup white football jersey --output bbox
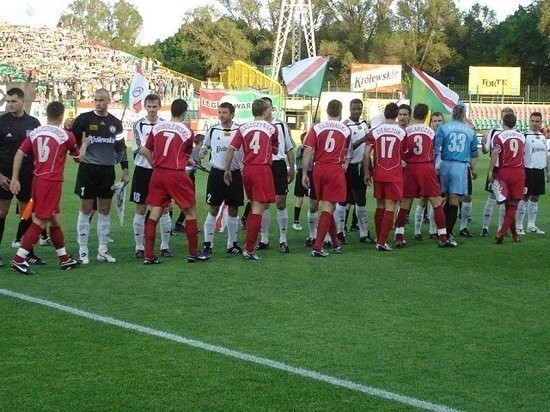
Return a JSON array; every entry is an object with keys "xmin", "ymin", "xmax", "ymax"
[
  {"xmin": 202, "ymin": 122, "xmax": 243, "ymax": 171},
  {"xmin": 343, "ymin": 118, "xmax": 369, "ymax": 163},
  {"xmin": 523, "ymin": 130, "xmax": 548, "ymax": 169},
  {"xmin": 272, "ymin": 119, "xmax": 295, "ymax": 161},
  {"xmin": 132, "ymin": 116, "xmax": 166, "ymax": 169}
]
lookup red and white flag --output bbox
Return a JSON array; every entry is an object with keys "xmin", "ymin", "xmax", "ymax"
[
  {"xmin": 215, "ymin": 202, "xmax": 228, "ymax": 232},
  {"xmin": 122, "ymin": 63, "xmax": 150, "ymax": 112}
]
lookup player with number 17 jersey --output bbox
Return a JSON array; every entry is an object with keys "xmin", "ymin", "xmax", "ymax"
[
  {"xmin": 145, "ymin": 121, "xmax": 195, "ymax": 208},
  {"xmin": 366, "ymin": 124, "xmax": 407, "ymax": 184}
]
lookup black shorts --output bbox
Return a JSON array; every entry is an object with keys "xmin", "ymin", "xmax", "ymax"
[
  {"xmin": 294, "ymin": 169, "xmax": 308, "ymax": 197},
  {"xmin": 0, "ymin": 165, "xmax": 32, "ymax": 202},
  {"xmin": 271, "ymin": 159, "xmax": 288, "ymax": 196},
  {"xmin": 74, "ymin": 163, "xmax": 115, "ymax": 199},
  {"xmin": 345, "ymin": 162, "xmax": 367, "ymax": 205},
  {"xmin": 525, "ymin": 168, "xmax": 545, "ymax": 196},
  {"xmin": 130, "ymin": 166, "xmax": 153, "ymax": 204},
  {"xmin": 307, "ymin": 170, "xmax": 317, "ymax": 201},
  {"xmin": 206, "ymin": 168, "xmax": 244, "ymax": 207}
]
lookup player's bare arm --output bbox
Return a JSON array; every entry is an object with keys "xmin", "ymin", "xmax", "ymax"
[
  {"xmin": 76, "ymin": 135, "xmax": 91, "ymax": 163},
  {"xmin": 9, "ymin": 150, "xmax": 24, "ymax": 194},
  {"xmin": 286, "ymin": 147, "xmax": 295, "ymax": 184},
  {"xmin": 224, "ymin": 146, "xmax": 236, "ymax": 185},
  {"xmin": 301, "ymin": 146, "xmax": 313, "ymax": 189},
  {"xmin": 486, "ymin": 147, "xmax": 500, "ymax": 182},
  {"xmin": 470, "ymin": 157, "xmax": 478, "ymax": 180},
  {"xmin": 362, "ymin": 146, "xmax": 372, "ymax": 185}
]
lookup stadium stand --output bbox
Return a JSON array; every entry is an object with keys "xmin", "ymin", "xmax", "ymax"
[
  {"xmin": 468, "ymin": 103, "xmax": 549, "ymax": 130},
  {"xmin": 0, "ymin": 23, "xmax": 201, "ymax": 104}
]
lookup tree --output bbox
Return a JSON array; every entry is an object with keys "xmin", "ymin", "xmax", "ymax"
[
  {"xmin": 58, "ymin": 0, "xmax": 143, "ymax": 50},
  {"xmin": 392, "ymin": 0, "xmax": 459, "ymax": 74}
]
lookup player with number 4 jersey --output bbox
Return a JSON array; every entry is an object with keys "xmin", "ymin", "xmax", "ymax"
[{"xmin": 224, "ymin": 99, "xmax": 278, "ymax": 260}]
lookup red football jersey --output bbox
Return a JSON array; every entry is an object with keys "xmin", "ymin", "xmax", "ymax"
[
  {"xmin": 230, "ymin": 120, "xmax": 278, "ymax": 165},
  {"xmin": 493, "ymin": 129, "xmax": 525, "ymax": 168},
  {"xmin": 146, "ymin": 121, "xmax": 194, "ymax": 170},
  {"xmin": 303, "ymin": 121, "xmax": 351, "ymax": 164},
  {"xmin": 403, "ymin": 124, "xmax": 435, "ymax": 163},
  {"xmin": 19, "ymin": 125, "xmax": 79, "ymax": 181},
  {"xmin": 366, "ymin": 123, "xmax": 407, "ymax": 182}
]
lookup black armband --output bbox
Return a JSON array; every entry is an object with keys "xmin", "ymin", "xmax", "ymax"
[{"xmin": 120, "ymin": 161, "xmax": 129, "ymax": 170}]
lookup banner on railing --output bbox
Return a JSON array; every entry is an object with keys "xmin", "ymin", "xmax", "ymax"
[
  {"xmin": 350, "ymin": 64, "xmax": 402, "ymax": 93},
  {"xmin": 468, "ymin": 66, "xmax": 521, "ymax": 96}
]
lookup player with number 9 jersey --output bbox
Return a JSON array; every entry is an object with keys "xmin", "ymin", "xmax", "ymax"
[{"xmin": 491, "ymin": 128, "xmax": 525, "ymax": 200}]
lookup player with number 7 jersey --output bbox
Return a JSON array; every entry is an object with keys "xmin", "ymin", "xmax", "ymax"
[{"xmin": 140, "ymin": 99, "xmax": 210, "ymax": 264}]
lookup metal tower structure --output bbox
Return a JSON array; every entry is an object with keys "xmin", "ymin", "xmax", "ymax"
[{"xmin": 271, "ymin": 0, "xmax": 316, "ymax": 82}]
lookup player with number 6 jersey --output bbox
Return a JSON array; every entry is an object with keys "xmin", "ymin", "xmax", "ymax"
[
  {"xmin": 9, "ymin": 101, "xmax": 87, "ymax": 275},
  {"xmin": 302, "ymin": 99, "xmax": 351, "ymax": 257},
  {"xmin": 488, "ymin": 113, "xmax": 525, "ymax": 243}
]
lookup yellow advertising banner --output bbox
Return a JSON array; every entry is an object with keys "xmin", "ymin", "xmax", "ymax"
[{"xmin": 468, "ymin": 66, "xmax": 521, "ymax": 96}]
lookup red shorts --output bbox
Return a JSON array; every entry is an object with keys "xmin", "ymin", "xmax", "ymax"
[
  {"xmin": 32, "ymin": 177, "xmax": 61, "ymax": 219},
  {"xmin": 242, "ymin": 164, "xmax": 275, "ymax": 203},
  {"xmin": 403, "ymin": 162, "xmax": 441, "ymax": 198},
  {"xmin": 498, "ymin": 167, "xmax": 525, "ymax": 200},
  {"xmin": 146, "ymin": 169, "xmax": 196, "ymax": 209},
  {"xmin": 313, "ymin": 163, "xmax": 346, "ymax": 203},
  {"xmin": 373, "ymin": 180, "xmax": 403, "ymax": 201}
]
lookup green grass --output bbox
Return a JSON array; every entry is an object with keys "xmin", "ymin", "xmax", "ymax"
[{"xmin": 1, "ymin": 155, "xmax": 549, "ymax": 411}]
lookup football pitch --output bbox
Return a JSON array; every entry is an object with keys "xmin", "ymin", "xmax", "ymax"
[{"xmin": 1, "ymin": 156, "xmax": 549, "ymax": 411}]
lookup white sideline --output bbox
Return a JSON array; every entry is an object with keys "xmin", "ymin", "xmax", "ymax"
[{"xmin": 1, "ymin": 288, "xmax": 460, "ymax": 412}]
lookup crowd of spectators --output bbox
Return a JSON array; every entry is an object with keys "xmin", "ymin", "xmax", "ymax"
[{"xmin": 0, "ymin": 23, "xmax": 200, "ymax": 104}]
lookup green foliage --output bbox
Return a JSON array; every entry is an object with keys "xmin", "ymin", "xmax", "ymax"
[
  {"xmin": 0, "ymin": 156, "xmax": 549, "ymax": 410},
  {"xmin": 58, "ymin": 0, "xmax": 143, "ymax": 50}
]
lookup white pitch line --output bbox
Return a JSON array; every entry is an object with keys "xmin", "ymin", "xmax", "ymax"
[{"xmin": 1, "ymin": 288, "xmax": 460, "ymax": 412}]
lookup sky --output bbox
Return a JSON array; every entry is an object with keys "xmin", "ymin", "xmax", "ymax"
[{"xmin": 0, "ymin": 0, "xmax": 535, "ymax": 46}]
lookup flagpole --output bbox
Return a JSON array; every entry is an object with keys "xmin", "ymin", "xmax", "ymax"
[{"xmin": 312, "ymin": 57, "xmax": 329, "ymax": 123}]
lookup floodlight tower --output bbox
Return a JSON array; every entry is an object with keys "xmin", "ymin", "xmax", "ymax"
[{"xmin": 271, "ymin": 0, "xmax": 316, "ymax": 82}]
